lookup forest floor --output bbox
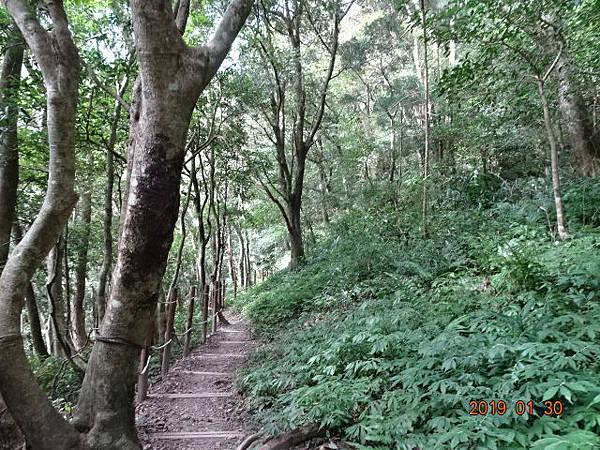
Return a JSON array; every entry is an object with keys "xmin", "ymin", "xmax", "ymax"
[{"xmin": 136, "ymin": 310, "xmax": 257, "ymax": 450}]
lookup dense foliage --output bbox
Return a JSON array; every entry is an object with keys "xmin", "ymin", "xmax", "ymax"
[{"xmin": 235, "ymin": 175, "xmax": 600, "ymax": 449}]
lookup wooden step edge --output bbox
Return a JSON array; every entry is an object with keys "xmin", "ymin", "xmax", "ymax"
[
  {"xmin": 147, "ymin": 392, "xmax": 233, "ymax": 399},
  {"xmin": 191, "ymin": 353, "xmax": 246, "ymax": 358},
  {"xmin": 180, "ymin": 370, "xmax": 232, "ymax": 376},
  {"xmin": 148, "ymin": 431, "xmax": 245, "ymax": 440}
]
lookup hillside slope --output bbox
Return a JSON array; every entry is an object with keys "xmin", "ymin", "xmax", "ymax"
[{"xmin": 234, "ymin": 176, "xmax": 600, "ymax": 450}]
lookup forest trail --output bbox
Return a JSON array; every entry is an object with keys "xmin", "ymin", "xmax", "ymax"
[{"xmin": 136, "ymin": 311, "xmax": 256, "ymax": 450}]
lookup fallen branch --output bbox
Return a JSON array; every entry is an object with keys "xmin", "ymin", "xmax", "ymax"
[{"xmin": 259, "ymin": 425, "xmax": 323, "ymax": 450}]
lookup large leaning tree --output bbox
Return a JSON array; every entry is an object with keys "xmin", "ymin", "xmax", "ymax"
[{"xmin": 0, "ymin": 0, "xmax": 253, "ymax": 449}]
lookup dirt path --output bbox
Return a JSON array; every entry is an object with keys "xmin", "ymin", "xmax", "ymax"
[{"xmin": 136, "ymin": 310, "xmax": 256, "ymax": 450}]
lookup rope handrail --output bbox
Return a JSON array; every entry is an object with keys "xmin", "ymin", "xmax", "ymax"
[
  {"xmin": 140, "ymin": 355, "xmax": 152, "ymax": 375},
  {"xmin": 151, "ymin": 338, "xmax": 173, "ymax": 351},
  {"xmin": 137, "ymin": 310, "xmax": 224, "ymax": 378}
]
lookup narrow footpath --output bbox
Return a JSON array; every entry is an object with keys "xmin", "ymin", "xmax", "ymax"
[{"xmin": 136, "ymin": 311, "xmax": 256, "ymax": 450}]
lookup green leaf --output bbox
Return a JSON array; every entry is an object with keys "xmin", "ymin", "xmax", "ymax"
[
  {"xmin": 587, "ymin": 393, "xmax": 600, "ymax": 408},
  {"xmin": 542, "ymin": 386, "xmax": 560, "ymax": 401}
]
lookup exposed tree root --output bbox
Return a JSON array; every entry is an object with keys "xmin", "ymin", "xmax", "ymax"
[
  {"xmin": 218, "ymin": 311, "xmax": 231, "ymax": 325},
  {"xmin": 236, "ymin": 431, "xmax": 263, "ymax": 450},
  {"xmin": 258, "ymin": 425, "xmax": 323, "ymax": 450}
]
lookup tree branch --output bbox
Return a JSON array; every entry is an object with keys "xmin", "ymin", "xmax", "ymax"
[
  {"xmin": 83, "ymin": 60, "xmax": 132, "ymax": 114},
  {"xmin": 308, "ymin": 10, "xmax": 341, "ymax": 147},
  {"xmin": 257, "ymin": 176, "xmax": 292, "ymax": 231},
  {"xmin": 542, "ymin": 43, "xmax": 563, "ymax": 82},
  {"xmin": 199, "ymin": 0, "xmax": 254, "ymax": 79}
]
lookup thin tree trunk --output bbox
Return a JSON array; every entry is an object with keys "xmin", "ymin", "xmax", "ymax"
[
  {"xmin": 25, "ymin": 282, "xmax": 49, "ymax": 358},
  {"xmin": 12, "ymin": 220, "xmax": 49, "ymax": 358},
  {"xmin": 227, "ymin": 225, "xmax": 238, "ymax": 300},
  {"xmin": 156, "ymin": 290, "xmax": 166, "ymax": 358},
  {"xmin": 244, "ymin": 229, "xmax": 252, "ymax": 283},
  {"xmin": 96, "ymin": 79, "xmax": 127, "ymax": 326},
  {"xmin": 288, "ymin": 209, "xmax": 304, "ymax": 270},
  {"xmin": 0, "ymin": 24, "xmax": 23, "ymax": 269},
  {"xmin": 237, "ymin": 226, "xmax": 246, "ymax": 288},
  {"xmin": 191, "ymin": 156, "xmax": 211, "ymax": 344},
  {"xmin": 201, "ymin": 281, "xmax": 210, "ymax": 343},
  {"xmin": 420, "ymin": 0, "xmax": 431, "ymax": 236},
  {"xmin": 136, "ymin": 316, "xmax": 155, "ymax": 403},
  {"xmin": 161, "ymin": 288, "xmax": 178, "ymax": 378},
  {"xmin": 389, "ymin": 117, "xmax": 397, "ymax": 183},
  {"xmin": 47, "ymin": 237, "xmax": 67, "ymax": 356},
  {"xmin": 183, "ymin": 285, "xmax": 196, "ymax": 357},
  {"xmin": 72, "ymin": 191, "xmax": 91, "ymax": 350},
  {"xmin": 538, "ymin": 79, "xmax": 569, "ymax": 240}
]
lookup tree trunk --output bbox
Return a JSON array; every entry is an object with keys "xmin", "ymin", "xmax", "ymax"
[
  {"xmin": 96, "ymin": 85, "xmax": 127, "ymax": 326},
  {"xmin": 557, "ymin": 52, "xmax": 600, "ymax": 176},
  {"xmin": 201, "ymin": 281, "xmax": 210, "ymax": 344},
  {"xmin": 161, "ymin": 288, "xmax": 178, "ymax": 378},
  {"xmin": 420, "ymin": 0, "xmax": 431, "ymax": 236},
  {"xmin": 538, "ymin": 79, "xmax": 569, "ymax": 240},
  {"xmin": 227, "ymin": 224, "xmax": 238, "ymax": 299},
  {"xmin": 135, "ymin": 317, "xmax": 155, "ymax": 404},
  {"xmin": 12, "ymin": 221, "xmax": 49, "ymax": 358},
  {"xmin": 72, "ymin": 191, "xmax": 92, "ymax": 350},
  {"xmin": 389, "ymin": 117, "xmax": 397, "ymax": 183},
  {"xmin": 25, "ymin": 282, "xmax": 49, "ymax": 358},
  {"xmin": 47, "ymin": 237, "xmax": 68, "ymax": 356},
  {"xmin": 0, "ymin": 24, "xmax": 23, "ymax": 270},
  {"xmin": 156, "ymin": 290, "xmax": 166, "ymax": 355},
  {"xmin": 0, "ymin": 1, "xmax": 82, "ymax": 447},
  {"xmin": 72, "ymin": 2, "xmax": 253, "ymax": 446},
  {"xmin": 183, "ymin": 285, "xmax": 195, "ymax": 357},
  {"xmin": 288, "ymin": 201, "xmax": 304, "ymax": 270},
  {"xmin": 73, "ymin": 99, "xmax": 196, "ymax": 447},
  {"xmin": 191, "ymin": 156, "xmax": 211, "ymax": 344},
  {"xmin": 244, "ymin": 230, "xmax": 251, "ymax": 284},
  {"xmin": 237, "ymin": 227, "xmax": 246, "ymax": 288}
]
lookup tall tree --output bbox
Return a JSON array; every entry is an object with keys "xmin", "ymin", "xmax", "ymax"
[
  {"xmin": 0, "ymin": 23, "xmax": 23, "ymax": 269},
  {"xmin": 0, "ymin": 0, "xmax": 82, "ymax": 447},
  {"xmin": 73, "ymin": 1, "xmax": 253, "ymax": 446},
  {"xmin": 251, "ymin": 0, "xmax": 352, "ymax": 269}
]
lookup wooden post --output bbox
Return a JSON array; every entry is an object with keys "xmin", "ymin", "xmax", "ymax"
[
  {"xmin": 201, "ymin": 282, "xmax": 209, "ymax": 344},
  {"xmin": 156, "ymin": 290, "xmax": 166, "ymax": 365},
  {"xmin": 221, "ymin": 278, "xmax": 226, "ymax": 309},
  {"xmin": 183, "ymin": 285, "xmax": 196, "ymax": 357},
  {"xmin": 136, "ymin": 316, "xmax": 156, "ymax": 403},
  {"xmin": 161, "ymin": 288, "xmax": 178, "ymax": 378},
  {"xmin": 211, "ymin": 280, "xmax": 217, "ymax": 334}
]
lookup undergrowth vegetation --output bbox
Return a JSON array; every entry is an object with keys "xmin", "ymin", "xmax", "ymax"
[{"xmin": 234, "ymin": 175, "xmax": 600, "ymax": 450}]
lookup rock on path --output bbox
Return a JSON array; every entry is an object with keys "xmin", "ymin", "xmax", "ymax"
[{"xmin": 136, "ymin": 311, "xmax": 256, "ymax": 450}]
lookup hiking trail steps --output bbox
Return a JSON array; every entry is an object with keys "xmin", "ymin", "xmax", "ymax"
[{"xmin": 136, "ymin": 310, "xmax": 256, "ymax": 450}]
